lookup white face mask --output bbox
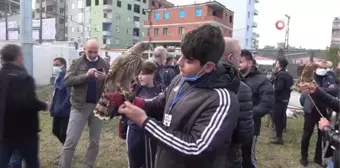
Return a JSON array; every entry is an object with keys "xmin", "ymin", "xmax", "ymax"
[{"xmin": 315, "ymin": 68, "xmax": 327, "ymax": 76}]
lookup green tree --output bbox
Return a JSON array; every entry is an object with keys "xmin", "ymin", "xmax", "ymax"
[{"xmin": 325, "ymin": 46, "xmax": 340, "ymax": 67}]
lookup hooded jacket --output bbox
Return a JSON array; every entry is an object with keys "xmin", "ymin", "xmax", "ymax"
[{"xmin": 141, "ymin": 62, "xmax": 240, "ymax": 168}]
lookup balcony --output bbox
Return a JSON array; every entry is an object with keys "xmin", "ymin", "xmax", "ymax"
[
  {"xmin": 252, "ymin": 32, "xmax": 260, "ymax": 39},
  {"xmin": 103, "ymin": 4, "xmax": 113, "ymax": 11},
  {"xmin": 46, "ymin": 0, "xmax": 57, "ymax": 6},
  {"xmin": 253, "ymin": 22, "xmax": 258, "ymax": 28},
  {"xmin": 133, "ymin": 21, "xmax": 140, "ymax": 28},
  {"xmin": 103, "ymin": 17, "xmax": 112, "ymax": 23},
  {"xmin": 102, "ymin": 31, "xmax": 112, "ymax": 36},
  {"xmin": 205, "ymin": 16, "xmax": 224, "ymax": 25},
  {"xmin": 254, "ymin": 9, "xmax": 259, "ymax": 16}
]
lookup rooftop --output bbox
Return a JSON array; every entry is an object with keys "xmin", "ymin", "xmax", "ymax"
[
  {"xmin": 145, "ymin": 0, "xmax": 233, "ymax": 13},
  {"xmin": 0, "ymin": 0, "xmax": 20, "ymax": 16}
]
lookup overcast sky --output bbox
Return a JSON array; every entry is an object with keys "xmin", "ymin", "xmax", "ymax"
[{"xmin": 168, "ymin": 0, "xmax": 340, "ymax": 49}]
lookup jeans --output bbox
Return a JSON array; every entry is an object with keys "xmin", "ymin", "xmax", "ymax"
[
  {"xmin": 126, "ymin": 126, "xmax": 157, "ymax": 168},
  {"xmin": 0, "ymin": 134, "xmax": 39, "ymax": 168},
  {"xmin": 59, "ymin": 103, "xmax": 103, "ymax": 168},
  {"xmin": 10, "ymin": 150, "xmax": 23, "ymax": 165},
  {"xmin": 327, "ymin": 161, "xmax": 334, "ymax": 168}
]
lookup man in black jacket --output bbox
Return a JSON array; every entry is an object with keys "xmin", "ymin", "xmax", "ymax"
[
  {"xmin": 271, "ymin": 58, "xmax": 294, "ymax": 144},
  {"xmin": 222, "ymin": 37, "xmax": 254, "ymax": 168},
  {"xmin": 0, "ymin": 44, "xmax": 47, "ymax": 168},
  {"xmin": 239, "ymin": 49, "xmax": 274, "ymax": 168}
]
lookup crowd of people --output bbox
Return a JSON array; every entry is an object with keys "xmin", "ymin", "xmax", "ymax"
[{"xmin": 0, "ymin": 24, "xmax": 339, "ymax": 168}]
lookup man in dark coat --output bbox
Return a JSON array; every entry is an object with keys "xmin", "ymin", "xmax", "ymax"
[
  {"xmin": 0, "ymin": 44, "xmax": 47, "ymax": 168},
  {"xmin": 271, "ymin": 58, "xmax": 294, "ymax": 145},
  {"xmin": 239, "ymin": 49, "xmax": 274, "ymax": 168},
  {"xmin": 222, "ymin": 37, "xmax": 254, "ymax": 168}
]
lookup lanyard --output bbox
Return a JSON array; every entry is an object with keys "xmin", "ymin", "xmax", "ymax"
[{"xmin": 169, "ymin": 79, "xmax": 207, "ymax": 113}]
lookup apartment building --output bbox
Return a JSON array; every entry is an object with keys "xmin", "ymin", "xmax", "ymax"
[
  {"xmin": 221, "ymin": 0, "xmax": 259, "ymax": 49},
  {"xmin": 331, "ymin": 17, "xmax": 340, "ymax": 47},
  {"xmin": 143, "ymin": 1, "xmax": 234, "ymax": 48},
  {"xmin": 34, "ymin": 0, "xmax": 67, "ymax": 41}
]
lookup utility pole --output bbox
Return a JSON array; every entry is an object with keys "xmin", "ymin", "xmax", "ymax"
[
  {"xmin": 39, "ymin": 0, "xmax": 43, "ymax": 43},
  {"xmin": 5, "ymin": 0, "xmax": 9, "ymax": 40},
  {"xmin": 284, "ymin": 14, "xmax": 291, "ymax": 53},
  {"xmin": 20, "ymin": 0, "xmax": 34, "ymax": 75}
]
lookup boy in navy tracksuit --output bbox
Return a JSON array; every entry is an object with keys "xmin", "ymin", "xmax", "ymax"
[
  {"xmin": 49, "ymin": 57, "xmax": 71, "ymax": 164},
  {"xmin": 127, "ymin": 61, "xmax": 163, "ymax": 168}
]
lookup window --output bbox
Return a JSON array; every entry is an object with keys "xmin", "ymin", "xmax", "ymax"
[
  {"xmin": 115, "ymin": 39, "xmax": 120, "ymax": 45},
  {"xmin": 127, "ymin": 16, "xmax": 131, "ymax": 22},
  {"xmin": 246, "ymin": 25, "xmax": 249, "ymax": 31},
  {"xmin": 60, "ymin": 8, "xmax": 64, "ymax": 14},
  {"xmin": 133, "ymin": 16, "xmax": 140, "ymax": 21},
  {"xmin": 141, "ymin": 31, "xmax": 145, "ymax": 37},
  {"xmin": 127, "ymin": 4, "xmax": 132, "ymax": 10},
  {"xmin": 133, "ymin": 28, "xmax": 140, "ymax": 36},
  {"xmin": 142, "ymin": 9, "xmax": 146, "ymax": 15},
  {"xmin": 78, "ymin": 0, "xmax": 83, "ymax": 8},
  {"xmin": 117, "ymin": 0, "xmax": 121, "ymax": 7},
  {"xmin": 95, "ymin": 0, "xmax": 99, "ymax": 5},
  {"xmin": 163, "ymin": 11, "xmax": 169, "ymax": 19},
  {"xmin": 195, "ymin": 8, "xmax": 202, "ymax": 17},
  {"xmin": 134, "ymin": 4, "xmax": 140, "ymax": 13},
  {"xmin": 71, "ymin": 3, "xmax": 75, "ymax": 9},
  {"xmin": 163, "ymin": 28, "xmax": 168, "ymax": 35},
  {"xmin": 154, "ymin": 28, "xmax": 159, "ymax": 36},
  {"xmin": 178, "ymin": 27, "xmax": 184, "ymax": 35},
  {"xmin": 127, "ymin": 28, "xmax": 131, "ymax": 34},
  {"xmin": 247, "ymin": 12, "xmax": 250, "ymax": 18},
  {"xmin": 229, "ymin": 15, "xmax": 233, "ymax": 23},
  {"xmin": 86, "ymin": 0, "xmax": 91, "ymax": 6},
  {"xmin": 116, "ymin": 26, "xmax": 120, "ymax": 33},
  {"xmin": 143, "ymin": 0, "xmax": 146, "ymax": 3},
  {"xmin": 154, "ymin": 12, "xmax": 160, "ymax": 20},
  {"xmin": 151, "ymin": 1, "xmax": 155, "ymax": 6},
  {"xmin": 116, "ymin": 13, "xmax": 121, "ymax": 20},
  {"xmin": 71, "ymin": 27, "xmax": 75, "ymax": 32},
  {"xmin": 77, "ymin": 13, "xmax": 83, "ymax": 22},
  {"xmin": 159, "ymin": 4, "xmax": 162, "ymax": 8},
  {"xmin": 59, "ymin": 18, "xmax": 64, "ymax": 24},
  {"xmin": 179, "ymin": 10, "xmax": 185, "ymax": 18}
]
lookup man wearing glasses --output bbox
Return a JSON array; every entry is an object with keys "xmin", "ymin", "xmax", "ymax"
[{"xmin": 59, "ymin": 40, "xmax": 109, "ymax": 168}]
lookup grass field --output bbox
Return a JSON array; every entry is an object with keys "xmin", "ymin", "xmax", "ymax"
[{"xmin": 36, "ymin": 86, "xmax": 322, "ymax": 168}]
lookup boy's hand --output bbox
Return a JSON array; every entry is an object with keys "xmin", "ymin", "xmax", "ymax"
[{"xmin": 118, "ymin": 101, "xmax": 147, "ymax": 126}]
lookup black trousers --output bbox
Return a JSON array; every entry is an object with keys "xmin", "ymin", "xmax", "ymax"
[
  {"xmin": 0, "ymin": 134, "xmax": 39, "ymax": 168},
  {"xmin": 301, "ymin": 111, "xmax": 327, "ymax": 161},
  {"xmin": 52, "ymin": 116, "xmax": 69, "ymax": 144},
  {"xmin": 241, "ymin": 136, "xmax": 257, "ymax": 168},
  {"xmin": 272, "ymin": 101, "xmax": 289, "ymax": 138}
]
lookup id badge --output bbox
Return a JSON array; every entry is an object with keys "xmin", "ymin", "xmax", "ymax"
[{"xmin": 163, "ymin": 114, "xmax": 172, "ymax": 127}]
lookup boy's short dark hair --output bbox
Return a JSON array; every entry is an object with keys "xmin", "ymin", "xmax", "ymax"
[
  {"xmin": 166, "ymin": 55, "xmax": 174, "ymax": 64},
  {"xmin": 141, "ymin": 61, "xmax": 157, "ymax": 75},
  {"xmin": 241, "ymin": 49, "xmax": 254, "ymax": 61},
  {"xmin": 278, "ymin": 58, "xmax": 288, "ymax": 69},
  {"xmin": 53, "ymin": 57, "xmax": 67, "ymax": 67},
  {"xmin": 180, "ymin": 24, "xmax": 224, "ymax": 65},
  {"xmin": 0, "ymin": 44, "xmax": 22, "ymax": 63}
]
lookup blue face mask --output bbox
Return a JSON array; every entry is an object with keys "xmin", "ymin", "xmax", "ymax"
[
  {"xmin": 53, "ymin": 66, "xmax": 63, "ymax": 74},
  {"xmin": 181, "ymin": 64, "xmax": 207, "ymax": 82}
]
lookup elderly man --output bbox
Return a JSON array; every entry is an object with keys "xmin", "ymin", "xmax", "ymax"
[
  {"xmin": 152, "ymin": 46, "xmax": 167, "ymax": 85},
  {"xmin": 222, "ymin": 37, "xmax": 254, "ymax": 168},
  {"xmin": 59, "ymin": 40, "xmax": 109, "ymax": 168}
]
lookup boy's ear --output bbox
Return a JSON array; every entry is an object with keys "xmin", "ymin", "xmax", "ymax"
[{"xmin": 204, "ymin": 62, "xmax": 216, "ymax": 73}]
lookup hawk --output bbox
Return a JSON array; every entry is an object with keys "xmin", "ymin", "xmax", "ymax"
[{"xmin": 94, "ymin": 42, "xmax": 151, "ymax": 120}]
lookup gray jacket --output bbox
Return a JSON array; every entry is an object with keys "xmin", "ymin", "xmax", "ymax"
[{"xmin": 64, "ymin": 56, "xmax": 109, "ymax": 110}]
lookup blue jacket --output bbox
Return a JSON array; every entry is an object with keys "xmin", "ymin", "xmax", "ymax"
[{"xmin": 50, "ymin": 72, "xmax": 71, "ymax": 117}]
